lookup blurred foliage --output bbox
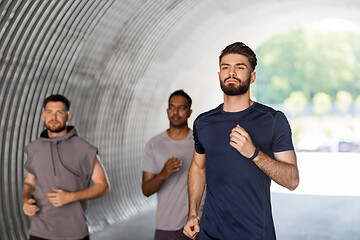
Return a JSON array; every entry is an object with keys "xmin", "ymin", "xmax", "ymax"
[
  {"xmin": 253, "ymin": 29, "xmax": 360, "ymax": 104},
  {"xmin": 284, "ymin": 91, "xmax": 307, "ymax": 116},
  {"xmin": 356, "ymin": 95, "xmax": 360, "ymax": 110},
  {"xmin": 313, "ymin": 92, "xmax": 332, "ymax": 115},
  {"xmin": 335, "ymin": 90, "xmax": 353, "ymax": 113}
]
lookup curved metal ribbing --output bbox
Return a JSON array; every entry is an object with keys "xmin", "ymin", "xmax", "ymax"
[
  {"xmin": 0, "ymin": 1, "xmax": 116, "ymax": 238},
  {"xmin": 1, "ymin": 0, "xmax": 360, "ymax": 239}
]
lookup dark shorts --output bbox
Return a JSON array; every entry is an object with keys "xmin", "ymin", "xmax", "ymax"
[
  {"xmin": 154, "ymin": 229, "xmax": 192, "ymax": 240},
  {"xmin": 29, "ymin": 235, "xmax": 90, "ymax": 240}
]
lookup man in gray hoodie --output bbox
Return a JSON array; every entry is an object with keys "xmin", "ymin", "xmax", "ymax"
[{"xmin": 22, "ymin": 94, "xmax": 110, "ymax": 240}]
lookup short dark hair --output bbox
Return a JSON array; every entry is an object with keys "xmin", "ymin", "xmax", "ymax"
[
  {"xmin": 168, "ymin": 89, "xmax": 192, "ymax": 108},
  {"xmin": 219, "ymin": 42, "xmax": 257, "ymax": 71},
  {"xmin": 43, "ymin": 94, "xmax": 71, "ymax": 111}
]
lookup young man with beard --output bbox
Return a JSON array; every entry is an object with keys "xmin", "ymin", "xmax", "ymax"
[
  {"xmin": 142, "ymin": 90, "xmax": 194, "ymax": 240},
  {"xmin": 22, "ymin": 94, "xmax": 109, "ymax": 240},
  {"xmin": 183, "ymin": 42, "xmax": 299, "ymax": 240}
]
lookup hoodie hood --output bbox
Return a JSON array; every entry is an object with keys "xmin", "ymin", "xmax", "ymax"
[
  {"xmin": 39, "ymin": 126, "xmax": 77, "ymax": 142},
  {"xmin": 39, "ymin": 126, "xmax": 80, "ymax": 177}
]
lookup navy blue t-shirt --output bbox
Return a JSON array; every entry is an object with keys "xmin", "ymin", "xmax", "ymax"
[{"xmin": 193, "ymin": 102, "xmax": 294, "ymax": 240}]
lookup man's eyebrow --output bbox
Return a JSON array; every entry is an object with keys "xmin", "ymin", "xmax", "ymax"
[
  {"xmin": 169, "ymin": 104, "xmax": 187, "ymax": 107},
  {"xmin": 220, "ymin": 62, "xmax": 247, "ymax": 66},
  {"xmin": 44, "ymin": 109, "xmax": 67, "ymax": 112}
]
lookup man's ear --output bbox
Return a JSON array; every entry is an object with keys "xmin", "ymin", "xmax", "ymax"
[
  {"xmin": 66, "ymin": 113, "xmax": 72, "ymax": 122},
  {"xmin": 250, "ymin": 71, "xmax": 256, "ymax": 84}
]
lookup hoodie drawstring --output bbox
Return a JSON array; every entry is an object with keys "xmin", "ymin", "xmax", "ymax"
[
  {"xmin": 56, "ymin": 142, "xmax": 80, "ymax": 177},
  {"xmin": 50, "ymin": 142, "xmax": 57, "ymax": 176}
]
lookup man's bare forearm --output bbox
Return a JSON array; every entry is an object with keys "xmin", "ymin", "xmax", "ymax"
[
  {"xmin": 71, "ymin": 182, "xmax": 109, "ymax": 202},
  {"xmin": 188, "ymin": 161, "xmax": 206, "ymax": 217},
  {"xmin": 23, "ymin": 182, "xmax": 35, "ymax": 200},
  {"xmin": 142, "ymin": 175, "xmax": 165, "ymax": 197},
  {"xmin": 252, "ymin": 150, "xmax": 299, "ymax": 190}
]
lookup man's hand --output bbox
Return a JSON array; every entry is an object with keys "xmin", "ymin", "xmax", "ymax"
[
  {"xmin": 142, "ymin": 157, "xmax": 182, "ymax": 197},
  {"xmin": 158, "ymin": 157, "xmax": 182, "ymax": 180},
  {"xmin": 229, "ymin": 124, "xmax": 256, "ymax": 158},
  {"xmin": 183, "ymin": 215, "xmax": 200, "ymax": 239},
  {"xmin": 47, "ymin": 187, "xmax": 74, "ymax": 207},
  {"xmin": 23, "ymin": 198, "xmax": 39, "ymax": 216}
]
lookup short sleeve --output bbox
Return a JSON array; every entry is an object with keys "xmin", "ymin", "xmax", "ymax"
[
  {"xmin": 272, "ymin": 112, "xmax": 294, "ymax": 153},
  {"xmin": 24, "ymin": 145, "xmax": 35, "ymax": 175},
  {"xmin": 85, "ymin": 146, "xmax": 98, "ymax": 181},
  {"xmin": 193, "ymin": 119, "xmax": 205, "ymax": 154},
  {"xmin": 142, "ymin": 141, "xmax": 156, "ymax": 174}
]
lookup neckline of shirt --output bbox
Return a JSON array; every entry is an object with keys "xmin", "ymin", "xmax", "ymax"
[
  {"xmin": 219, "ymin": 102, "xmax": 257, "ymax": 115},
  {"xmin": 165, "ymin": 129, "xmax": 192, "ymax": 142}
]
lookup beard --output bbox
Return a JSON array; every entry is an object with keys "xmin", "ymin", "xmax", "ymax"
[
  {"xmin": 169, "ymin": 115, "xmax": 187, "ymax": 128},
  {"xmin": 45, "ymin": 121, "xmax": 67, "ymax": 133},
  {"xmin": 220, "ymin": 74, "xmax": 251, "ymax": 96}
]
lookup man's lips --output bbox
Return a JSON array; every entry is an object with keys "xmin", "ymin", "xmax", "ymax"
[
  {"xmin": 171, "ymin": 116, "xmax": 181, "ymax": 121},
  {"xmin": 225, "ymin": 77, "xmax": 240, "ymax": 83}
]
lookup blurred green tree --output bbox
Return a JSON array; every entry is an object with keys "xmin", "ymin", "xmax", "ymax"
[
  {"xmin": 313, "ymin": 92, "xmax": 332, "ymax": 115},
  {"xmin": 254, "ymin": 30, "xmax": 360, "ymax": 104},
  {"xmin": 355, "ymin": 95, "xmax": 360, "ymax": 110},
  {"xmin": 284, "ymin": 91, "xmax": 308, "ymax": 116},
  {"xmin": 335, "ymin": 90, "xmax": 353, "ymax": 113}
]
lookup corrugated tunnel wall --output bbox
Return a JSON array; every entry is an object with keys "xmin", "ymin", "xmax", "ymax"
[{"xmin": 1, "ymin": 0, "xmax": 360, "ymax": 239}]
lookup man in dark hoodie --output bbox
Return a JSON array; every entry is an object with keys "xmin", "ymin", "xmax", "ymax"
[{"xmin": 22, "ymin": 94, "xmax": 110, "ymax": 240}]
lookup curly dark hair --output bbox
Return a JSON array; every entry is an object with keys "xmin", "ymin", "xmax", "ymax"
[
  {"xmin": 219, "ymin": 42, "xmax": 257, "ymax": 71},
  {"xmin": 43, "ymin": 94, "xmax": 71, "ymax": 111},
  {"xmin": 168, "ymin": 90, "xmax": 192, "ymax": 108}
]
